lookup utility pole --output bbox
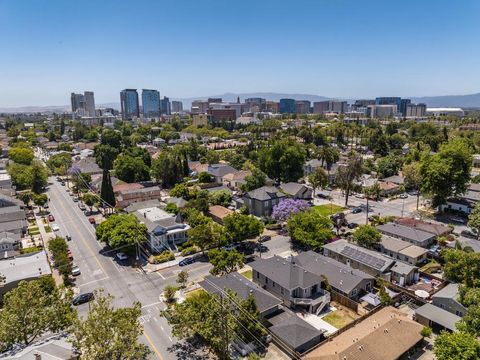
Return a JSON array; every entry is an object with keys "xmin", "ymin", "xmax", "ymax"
[{"xmin": 366, "ymin": 195, "xmax": 369, "ymax": 225}]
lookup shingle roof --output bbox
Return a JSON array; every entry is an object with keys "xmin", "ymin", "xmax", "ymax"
[
  {"xmin": 246, "ymin": 186, "xmax": 286, "ymax": 201},
  {"xmin": 304, "ymin": 306, "xmax": 423, "ymax": 360},
  {"xmin": 250, "ymin": 256, "xmax": 322, "ymax": 290},
  {"xmin": 390, "ymin": 261, "xmax": 417, "ymax": 275},
  {"xmin": 415, "ymin": 303, "xmax": 461, "ymax": 331},
  {"xmin": 199, "ymin": 272, "xmax": 282, "ymax": 313},
  {"xmin": 394, "ymin": 217, "xmax": 451, "ymax": 236},
  {"xmin": 279, "ymin": 182, "xmax": 309, "ymax": 196},
  {"xmin": 323, "ymin": 240, "xmax": 395, "ymax": 273},
  {"xmin": 382, "ymin": 175, "xmax": 405, "ymax": 185},
  {"xmin": 207, "ymin": 163, "xmax": 237, "ymax": 177},
  {"xmin": 268, "ymin": 307, "xmax": 322, "ymax": 349},
  {"xmin": 294, "ymin": 251, "xmax": 373, "ymax": 295},
  {"xmin": 432, "ymin": 283, "xmax": 460, "ymax": 301},
  {"xmin": 377, "ymin": 223, "xmax": 435, "ymax": 245}
]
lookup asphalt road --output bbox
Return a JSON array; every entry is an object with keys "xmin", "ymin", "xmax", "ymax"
[{"xmin": 46, "ymin": 177, "xmax": 182, "ymax": 360}]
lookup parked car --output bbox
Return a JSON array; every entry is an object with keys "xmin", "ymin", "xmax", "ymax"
[
  {"xmin": 258, "ymin": 235, "xmax": 271, "ymax": 243},
  {"xmin": 351, "ymin": 207, "xmax": 362, "ymax": 214},
  {"xmin": 78, "ymin": 203, "xmax": 86, "ymax": 211},
  {"xmin": 179, "ymin": 257, "xmax": 195, "ymax": 266},
  {"xmin": 222, "ymin": 244, "xmax": 239, "ymax": 251},
  {"xmin": 88, "ymin": 217, "xmax": 96, "ymax": 225},
  {"xmin": 48, "ymin": 214, "xmax": 55, "ymax": 222},
  {"xmin": 399, "ymin": 193, "xmax": 408, "ymax": 199},
  {"xmin": 451, "ymin": 216, "xmax": 466, "ymax": 224},
  {"xmin": 71, "ymin": 264, "xmax": 81, "ymax": 276},
  {"xmin": 348, "ymin": 222, "xmax": 359, "ymax": 229},
  {"xmin": 67, "ymin": 249, "xmax": 73, "ymax": 260},
  {"xmin": 72, "ymin": 292, "xmax": 94, "ymax": 306},
  {"xmin": 60, "ymin": 182, "xmax": 65, "ymax": 186},
  {"xmin": 115, "ymin": 252, "xmax": 128, "ymax": 261},
  {"xmin": 51, "ymin": 223, "xmax": 60, "ymax": 232},
  {"xmin": 73, "ymin": 196, "xmax": 79, "ymax": 202},
  {"xmin": 66, "ymin": 235, "xmax": 72, "ymax": 241}
]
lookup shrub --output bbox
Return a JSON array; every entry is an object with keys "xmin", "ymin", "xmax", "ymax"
[
  {"xmin": 181, "ymin": 246, "xmax": 198, "ymax": 256},
  {"xmin": 421, "ymin": 326, "xmax": 432, "ymax": 338},
  {"xmin": 149, "ymin": 250, "xmax": 175, "ymax": 264}
]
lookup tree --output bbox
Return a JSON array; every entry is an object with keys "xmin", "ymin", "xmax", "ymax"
[
  {"xmin": 187, "ymin": 221, "xmax": 222, "ymax": 254},
  {"xmin": 317, "ymin": 146, "xmax": 339, "ymax": 169},
  {"xmin": 208, "ymin": 190, "xmax": 232, "ymax": 207},
  {"xmin": 8, "ymin": 163, "xmax": 33, "ymax": 190},
  {"xmin": 32, "ymin": 193, "xmax": 48, "ymax": 207},
  {"xmin": 0, "ymin": 279, "xmax": 75, "ymax": 349},
  {"xmin": 198, "ymin": 171, "xmax": 213, "ymax": 183},
  {"xmin": 420, "ymin": 138, "xmax": 472, "ymax": 208},
  {"xmin": 365, "ymin": 182, "xmax": 382, "ymax": 201},
  {"xmin": 94, "ymin": 144, "xmax": 120, "ymax": 170},
  {"xmin": 376, "ymin": 155, "xmax": 401, "ymax": 178},
  {"xmin": 30, "ymin": 160, "xmax": 48, "ymax": 193},
  {"xmin": 286, "ymin": 210, "xmax": 332, "ymax": 249},
  {"xmin": 100, "ymin": 129, "xmax": 123, "ymax": 148},
  {"xmin": 209, "ymin": 249, "xmax": 245, "ymax": 276},
  {"xmin": 258, "ymin": 140, "xmax": 306, "ymax": 183},
  {"xmin": 123, "ymin": 146, "xmax": 152, "ymax": 167},
  {"xmin": 48, "ymin": 237, "xmax": 72, "ymax": 283},
  {"xmin": 8, "ymin": 147, "xmax": 34, "ymax": 165},
  {"xmin": 240, "ymin": 167, "xmax": 266, "ymax": 192},
  {"xmin": 113, "ymin": 155, "xmax": 150, "ymax": 183},
  {"xmin": 71, "ymin": 290, "xmax": 149, "ymax": 360},
  {"xmin": 71, "ymin": 172, "xmax": 92, "ymax": 194},
  {"xmin": 238, "ymin": 293, "xmax": 266, "ymax": 344},
  {"xmin": 96, "ymin": 214, "xmax": 148, "ymax": 248},
  {"xmin": 421, "ymin": 326, "xmax": 432, "ymax": 338},
  {"xmin": 46, "ymin": 152, "xmax": 73, "ymax": 175},
  {"xmin": 82, "ymin": 193, "xmax": 98, "ymax": 213},
  {"xmin": 176, "ymin": 270, "xmax": 189, "ymax": 289},
  {"xmin": 100, "ymin": 170, "xmax": 115, "ymax": 207},
  {"xmin": 336, "ymin": 153, "xmax": 363, "ymax": 206},
  {"xmin": 151, "ymin": 149, "xmax": 184, "ymax": 188},
  {"xmin": 170, "ymin": 183, "xmax": 191, "ymax": 199},
  {"xmin": 468, "ymin": 202, "xmax": 480, "ymax": 240},
  {"xmin": 434, "ymin": 331, "xmax": 480, "ymax": 360},
  {"xmin": 271, "ymin": 198, "xmax": 310, "ymax": 222},
  {"xmin": 457, "ymin": 304, "xmax": 480, "ymax": 336},
  {"xmin": 163, "ymin": 285, "xmax": 177, "ymax": 304},
  {"xmin": 308, "ymin": 167, "xmax": 328, "ymax": 195},
  {"xmin": 378, "ymin": 280, "xmax": 392, "ymax": 305},
  {"xmin": 223, "ymin": 213, "xmax": 264, "ymax": 242},
  {"xmin": 442, "ymin": 249, "xmax": 480, "ymax": 288},
  {"xmin": 403, "ymin": 162, "xmax": 422, "ymax": 209},
  {"xmin": 18, "ymin": 190, "xmax": 33, "ymax": 207},
  {"xmin": 353, "ymin": 225, "xmax": 381, "ymax": 248}
]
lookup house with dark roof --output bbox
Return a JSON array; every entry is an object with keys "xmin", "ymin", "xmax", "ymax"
[
  {"xmin": 432, "ymin": 283, "xmax": 467, "ymax": 317},
  {"xmin": 0, "ymin": 205, "xmax": 27, "ymax": 235},
  {"xmin": 377, "ymin": 222, "xmax": 435, "ymax": 248},
  {"xmin": 415, "ymin": 303, "xmax": 461, "ymax": 332},
  {"xmin": 238, "ymin": 186, "xmax": 286, "ymax": 217},
  {"xmin": 71, "ymin": 157, "xmax": 102, "ymax": 176},
  {"xmin": 294, "ymin": 251, "xmax": 375, "ymax": 300},
  {"xmin": 133, "ymin": 206, "xmax": 189, "ymax": 252},
  {"xmin": 250, "ymin": 255, "xmax": 330, "ymax": 315},
  {"xmin": 116, "ymin": 186, "xmax": 162, "ymax": 209},
  {"xmin": 303, "ymin": 159, "xmax": 323, "ymax": 176},
  {"xmin": 199, "ymin": 272, "xmax": 282, "ymax": 317},
  {"xmin": 394, "ymin": 217, "xmax": 451, "ymax": 237},
  {"xmin": 304, "ymin": 306, "xmax": 423, "ymax": 360},
  {"xmin": 379, "ymin": 236, "xmax": 428, "ymax": 265},
  {"xmin": 323, "ymin": 240, "xmax": 419, "ymax": 286},
  {"xmin": 207, "ymin": 163, "xmax": 237, "ymax": 183},
  {"xmin": 0, "ymin": 231, "xmax": 20, "ymax": 259},
  {"xmin": 279, "ymin": 182, "xmax": 313, "ymax": 200}
]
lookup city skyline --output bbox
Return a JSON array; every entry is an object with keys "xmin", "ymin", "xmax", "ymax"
[{"xmin": 1, "ymin": 0, "xmax": 480, "ymax": 107}]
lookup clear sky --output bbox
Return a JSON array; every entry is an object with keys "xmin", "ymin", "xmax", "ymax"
[{"xmin": 1, "ymin": 0, "xmax": 479, "ymax": 107}]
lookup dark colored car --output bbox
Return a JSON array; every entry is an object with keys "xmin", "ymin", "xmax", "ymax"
[
  {"xmin": 88, "ymin": 217, "xmax": 96, "ymax": 224},
  {"xmin": 351, "ymin": 208, "xmax": 362, "ymax": 214},
  {"xmin": 72, "ymin": 292, "xmax": 94, "ymax": 306},
  {"xmin": 258, "ymin": 235, "xmax": 271, "ymax": 243},
  {"xmin": 48, "ymin": 214, "xmax": 55, "ymax": 222},
  {"xmin": 179, "ymin": 257, "xmax": 195, "ymax": 266},
  {"xmin": 461, "ymin": 230, "xmax": 477, "ymax": 239},
  {"xmin": 348, "ymin": 222, "xmax": 359, "ymax": 229},
  {"xmin": 66, "ymin": 235, "xmax": 72, "ymax": 241}
]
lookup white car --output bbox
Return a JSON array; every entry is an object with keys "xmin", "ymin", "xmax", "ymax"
[
  {"xmin": 51, "ymin": 223, "xmax": 60, "ymax": 232},
  {"xmin": 115, "ymin": 252, "xmax": 128, "ymax": 261},
  {"xmin": 71, "ymin": 264, "xmax": 81, "ymax": 276}
]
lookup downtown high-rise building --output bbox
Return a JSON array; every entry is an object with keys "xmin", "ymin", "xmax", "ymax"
[
  {"xmin": 141, "ymin": 89, "xmax": 161, "ymax": 118},
  {"xmin": 71, "ymin": 93, "xmax": 85, "ymax": 114},
  {"xmin": 160, "ymin": 96, "xmax": 171, "ymax": 115},
  {"xmin": 84, "ymin": 91, "xmax": 96, "ymax": 117},
  {"xmin": 171, "ymin": 101, "xmax": 183, "ymax": 113},
  {"xmin": 313, "ymin": 100, "xmax": 347, "ymax": 114},
  {"xmin": 279, "ymin": 98, "xmax": 296, "ymax": 114},
  {"xmin": 120, "ymin": 89, "xmax": 140, "ymax": 119}
]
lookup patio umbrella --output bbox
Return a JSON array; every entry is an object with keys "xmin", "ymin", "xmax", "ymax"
[{"xmin": 415, "ymin": 290, "xmax": 429, "ymax": 299}]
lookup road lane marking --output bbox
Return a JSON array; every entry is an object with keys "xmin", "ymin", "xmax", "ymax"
[
  {"xmin": 143, "ymin": 330, "xmax": 164, "ymax": 360},
  {"xmin": 79, "ymin": 276, "xmax": 110, "ymax": 288},
  {"xmin": 141, "ymin": 301, "xmax": 163, "ymax": 309}
]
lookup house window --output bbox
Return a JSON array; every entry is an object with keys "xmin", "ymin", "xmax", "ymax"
[
  {"xmin": 281, "ymin": 288, "xmax": 284, "ymax": 294},
  {"xmin": 272, "ymin": 282, "xmax": 275, "ymax": 287},
  {"xmin": 439, "ymin": 304, "xmax": 445, "ymax": 309},
  {"xmin": 456, "ymin": 310, "xmax": 463, "ymax": 316},
  {"xmin": 265, "ymin": 278, "xmax": 268, "ymax": 284},
  {"xmin": 256, "ymin": 272, "xmax": 259, "ymax": 279},
  {"xmin": 352, "ymin": 289, "xmax": 357, "ymax": 296}
]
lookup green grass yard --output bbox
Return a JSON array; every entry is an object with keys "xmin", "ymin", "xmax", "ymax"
[
  {"xmin": 240, "ymin": 269, "xmax": 253, "ymax": 280},
  {"xmin": 312, "ymin": 204, "xmax": 344, "ymax": 217}
]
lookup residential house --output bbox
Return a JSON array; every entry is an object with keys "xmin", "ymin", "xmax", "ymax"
[
  {"xmin": 208, "ymin": 205, "xmax": 233, "ymax": 225},
  {"xmin": 4, "ymin": 335, "xmax": 77, "ymax": 359},
  {"xmin": 382, "ymin": 174, "xmax": 405, "ymax": 186},
  {"xmin": 432, "ymin": 283, "xmax": 467, "ymax": 317},
  {"xmin": 0, "ymin": 251, "xmax": 52, "ymax": 298},
  {"xmin": 304, "ymin": 306, "xmax": 424, "ymax": 360},
  {"xmin": 199, "ymin": 272, "xmax": 283, "ymax": 318},
  {"xmin": 222, "ymin": 170, "xmax": 251, "ymax": 189},
  {"xmin": 394, "ymin": 217, "xmax": 451, "ymax": 237},
  {"xmin": 415, "ymin": 303, "xmax": 461, "ymax": 332},
  {"xmin": 250, "ymin": 255, "xmax": 330, "ymax": 315},
  {"xmin": 207, "ymin": 163, "xmax": 237, "ymax": 183},
  {"xmin": 378, "ymin": 181, "xmax": 401, "ymax": 196},
  {"xmin": 133, "ymin": 206, "xmax": 189, "ymax": 252},
  {"xmin": 377, "ymin": 223, "xmax": 435, "ymax": 248},
  {"xmin": 279, "ymin": 182, "xmax": 313, "ymax": 200},
  {"xmin": 238, "ymin": 186, "xmax": 286, "ymax": 217},
  {"xmin": 0, "ymin": 206, "xmax": 27, "ymax": 235},
  {"xmin": 379, "ymin": 236, "xmax": 428, "ymax": 265},
  {"xmin": 303, "ymin": 159, "xmax": 323, "ymax": 176},
  {"xmin": 0, "ymin": 231, "xmax": 20, "ymax": 259},
  {"xmin": 0, "ymin": 170, "xmax": 12, "ymax": 190},
  {"xmin": 323, "ymin": 240, "xmax": 418, "ymax": 286},
  {"xmin": 90, "ymin": 174, "xmax": 122, "ymax": 193},
  {"xmin": 115, "ymin": 186, "xmax": 161, "ymax": 209},
  {"xmin": 440, "ymin": 183, "xmax": 480, "ymax": 214},
  {"xmin": 294, "ymin": 251, "xmax": 374, "ymax": 300},
  {"xmin": 71, "ymin": 157, "xmax": 102, "ymax": 176},
  {"xmin": 188, "ymin": 161, "xmax": 208, "ymax": 175}
]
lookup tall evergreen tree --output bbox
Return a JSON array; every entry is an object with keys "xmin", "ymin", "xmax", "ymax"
[{"xmin": 100, "ymin": 169, "xmax": 116, "ymax": 207}]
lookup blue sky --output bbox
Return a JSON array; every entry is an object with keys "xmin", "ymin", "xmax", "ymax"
[{"xmin": 0, "ymin": 0, "xmax": 479, "ymax": 106}]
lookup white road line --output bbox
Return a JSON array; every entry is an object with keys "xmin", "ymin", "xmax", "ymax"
[
  {"xmin": 141, "ymin": 301, "xmax": 163, "ymax": 309},
  {"xmin": 79, "ymin": 276, "xmax": 110, "ymax": 287}
]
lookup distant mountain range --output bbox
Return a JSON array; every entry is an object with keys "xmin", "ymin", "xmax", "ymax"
[{"xmin": 1, "ymin": 92, "xmax": 480, "ymax": 114}]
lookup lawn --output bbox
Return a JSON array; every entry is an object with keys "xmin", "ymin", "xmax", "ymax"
[
  {"xmin": 185, "ymin": 288, "xmax": 206, "ymax": 299},
  {"xmin": 312, "ymin": 204, "xmax": 344, "ymax": 217},
  {"xmin": 240, "ymin": 269, "xmax": 252, "ymax": 280},
  {"xmin": 44, "ymin": 226, "xmax": 52, "ymax": 233},
  {"xmin": 420, "ymin": 259, "xmax": 442, "ymax": 274},
  {"xmin": 322, "ymin": 303, "xmax": 360, "ymax": 329}
]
